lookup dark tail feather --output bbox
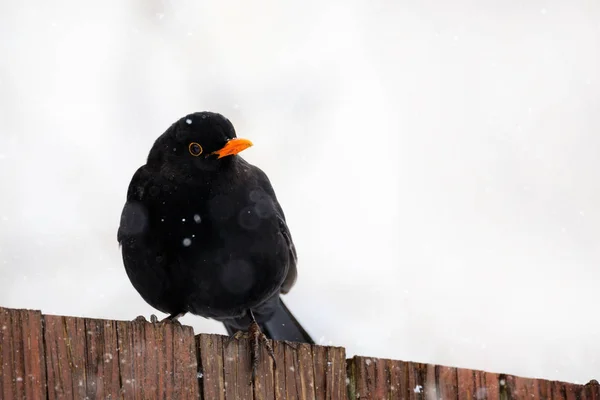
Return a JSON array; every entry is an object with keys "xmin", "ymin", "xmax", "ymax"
[{"xmin": 223, "ymin": 298, "xmax": 314, "ymax": 344}]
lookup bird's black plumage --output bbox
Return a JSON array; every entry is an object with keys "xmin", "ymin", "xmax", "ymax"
[{"xmin": 117, "ymin": 111, "xmax": 313, "ymax": 348}]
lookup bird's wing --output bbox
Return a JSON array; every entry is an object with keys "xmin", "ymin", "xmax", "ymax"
[
  {"xmin": 117, "ymin": 165, "xmax": 153, "ymax": 244},
  {"xmin": 247, "ymin": 162, "xmax": 298, "ymax": 294},
  {"xmin": 277, "ymin": 214, "xmax": 297, "ymax": 294}
]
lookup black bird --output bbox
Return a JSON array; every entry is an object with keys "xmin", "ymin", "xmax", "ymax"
[{"xmin": 117, "ymin": 112, "xmax": 313, "ymax": 377}]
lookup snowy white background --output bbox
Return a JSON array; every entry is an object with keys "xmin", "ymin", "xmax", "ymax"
[{"xmin": 1, "ymin": 0, "xmax": 599, "ymax": 384}]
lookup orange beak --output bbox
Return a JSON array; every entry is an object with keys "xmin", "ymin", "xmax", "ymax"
[{"xmin": 211, "ymin": 138, "xmax": 253, "ymax": 159}]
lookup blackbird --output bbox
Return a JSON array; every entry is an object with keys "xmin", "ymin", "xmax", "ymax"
[{"xmin": 117, "ymin": 111, "xmax": 314, "ymax": 378}]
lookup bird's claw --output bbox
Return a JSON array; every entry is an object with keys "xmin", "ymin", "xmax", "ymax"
[
  {"xmin": 161, "ymin": 318, "xmax": 182, "ymax": 326},
  {"xmin": 133, "ymin": 315, "xmax": 148, "ymax": 323},
  {"xmin": 133, "ymin": 314, "xmax": 159, "ymax": 323},
  {"xmin": 160, "ymin": 312, "xmax": 185, "ymax": 326},
  {"xmin": 224, "ymin": 323, "xmax": 276, "ymax": 385},
  {"xmin": 133, "ymin": 314, "xmax": 177, "ymax": 325},
  {"xmin": 249, "ymin": 321, "xmax": 276, "ymax": 384},
  {"xmin": 224, "ymin": 329, "xmax": 248, "ymax": 348}
]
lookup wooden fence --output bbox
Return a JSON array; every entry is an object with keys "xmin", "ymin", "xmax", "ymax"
[{"xmin": 0, "ymin": 306, "xmax": 598, "ymax": 399}]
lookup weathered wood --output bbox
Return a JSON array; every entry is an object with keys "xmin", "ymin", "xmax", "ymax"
[
  {"xmin": 273, "ymin": 338, "xmax": 286, "ymax": 400},
  {"xmin": 116, "ymin": 318, "xmax": 198, "ymax": 399},
  {"xmin": 278, "ymin": 341, "xmax": 346, "ymax": 400},
  {"xmin": 0, "ymin": 308, "xmax": 46, "ymax": 400},
  {"xmin": 1, "ymin": 306, "xmax": 598, "ymax": 400},
  {"xmin": 44, "ymin": 314, "xmax": 88, "ymax": 399},
  {"xmin": 252, "ymin": 335, "xmax": 275, "ymax": 400},
  {"xmin": 406, "ymin": 360, "xmax": 427, "ymax": 399},
  {"xmin": 584, "ymin": 379, "xmax": 600, "ymax": 400},
  {"xmin": 196, "ymin": 334, "xmax": 347, "ymax": 400},
  {"xmin": 197, "ymin": 334, "xmax": 225, "ymax": 400},
  {"xmin": 386, "ymin": 359, "xmax": 407, "ymax": 399},
  {"xmin": 437, "ymin": 365, "xmax": 458, "ymax": 399},
  {"xmin": 42, "ymin": 313, "xmax": 198, "ymax": 400},
  {"xmin": 348, "ymin": 356, "xmax": 598, "ymax": 400},
  {"xmin": 223, "ymin": 335, "xmax": 254, "ymax": 400}
]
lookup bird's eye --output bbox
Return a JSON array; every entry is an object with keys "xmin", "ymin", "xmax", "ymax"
[{"xmin": 188, "ymin": 142, "xmax": 203, "ymax": 156}]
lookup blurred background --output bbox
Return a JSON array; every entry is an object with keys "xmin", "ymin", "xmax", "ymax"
[{"xmin": 1, "ymin": 0, "xmax": 599, "ymax": 384}]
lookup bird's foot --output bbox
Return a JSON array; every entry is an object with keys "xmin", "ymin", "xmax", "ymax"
[
  {"xmin": 249, "ymin": 320, "xmax": 276, "ymax": 383},
  {"xmin": 132, "ymin": 314, "xmax": 159, "ymax": 323},
  {"xmin": 223, "ymin": 329, "xmax": 249, "ymax": 348},
  {"xmin": 160, "ymin": 312, "xmax": 186, "ymax": 326},
  {"xmin": 133, "ymin": 313, "xmax": 184, "ymax": 325},
  {"xmin": 223, "ymin": 322, "xmax": 276, "ymax": 384}
]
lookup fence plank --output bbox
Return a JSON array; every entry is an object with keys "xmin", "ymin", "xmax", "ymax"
[
  {"xmin": 197, "ymin": 333, "xmax": 225, "ymax": 400},
  {"xmin": 0, "ymin": 308, "xmax": 46, "ymax": 400},
  {"xmin": 252, "ymin": 336, "xmax": 276, "ymax": 400},
  {"xmin": 116, "ymin": 319, "xmax": 198, "ymax": 399},
  {"xmin": 584, "ymin": 380, "xmax": 600, "ymax": 400}
]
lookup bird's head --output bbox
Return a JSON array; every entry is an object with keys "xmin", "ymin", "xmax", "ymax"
[{"xmin": 147, "ymin": 111, "xmax": 253, "ymax": 176}]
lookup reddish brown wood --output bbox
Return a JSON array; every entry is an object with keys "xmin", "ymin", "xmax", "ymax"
[
  {"xmin": 297, "ymin": 343, "xmax": 316, "ymax": 399},
  {"xmin": 351, "ymin": 356, "xmax": 387, "ymax": 399},
  {"xmin": 407, "ymin": 361, "xmax": 427, "ymax": 399},
  {"xmin": 283, "ymin": 340, "xmax": 301, "ymax": 398},
  {"xmin": 115, "ymin": 318, "xmax": 198, "ymax": 400},
  {"xmin": 550, "ymin": 379, "xmax": 568, "ymax": 400},
  {"xmin": 197, "ymin": 334, "xmax": 225, "ymax": 400},
  {"xmin": 43, "ymin": 313, "xmax": 198, "ymax": 400},
  {"xmin": 457, "ymin": 367, "xmax": 476, "ymax": 399},
  {"xmin": 312, "ymin": 345, "xmax": 327, "ymax": 399},
  {"xmin": 347, "ymin": 356, "xmax": 600, "ymax": 400},
  {"xmin": 538, "ymin": 378, "xmax": 551, "ymax": 399},
  {"xmin": 43, "ymin": 314, "xmax": 87, "ymax": 399},
  {"xmin": 198, "ymin": 335, "xmax": 346, "ymax": 400},
  {"xmin": 281, "ymin": 342, "xmax": 310, "ymax": 399},
  {"xmin": 584, "ymin": 380, "xmax": 600, "ymax": 400},
  {"xmin": 482, "ymin": 372, "xmax": 500, "ymax": 400},
  {"xmin": 222, "ymin": 336, "xmax": 254, "ymax": 400},
  {"xmin": 252, "ymin": 337, "xmax": 276, "ymax": 400},
  {"xmin": 387, "ymin": 359, "xmax": 407, "ymax": 398},
  {"xmin": 84, "ymin": 318, "xmax": 121, "ymax": 398},
  {"xmin": 277, "ymin": 341, "xmax": 346, "ymax": 400},
  {"xmin": 437, "ymin": 365, "xmax": 458, "ymax": 399},
  {"xmin": 1, "ymin": 306, "xmax": 599, "ymax": 400},
  {"xmin": 0, "ymin": 308, "xmax": 46, "ymax": 400},
  {"xmin": 272, "ymin": 339, "xmax": 286, "ymax": 400},
  {"xmin": 327, "ymin": 345, "xmax": 347, "ymax": 400},
  {"xmin": 352, "ymin": 356, "xmax": 438, "ymax": 400}
]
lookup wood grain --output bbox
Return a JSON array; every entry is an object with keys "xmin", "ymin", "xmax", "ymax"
[
  {"xmin": 197, "ymin": 333, "xmax": 225, "ymax": 400},
  {"xmin": 347, "ymin": 356, "xmax": 597, "ymax": 400},
  {"xmin": 0, "ymin": 307, "xmax": 46, "ymax": 400},
  {"xmin": 196, "ymin": 334, "xmax": 347, "ymax": 400},
  {"xmin": 43, "ymin": 313, "xmax": 198, "ymax": 400},
  {"xmin": 1, "ymin": 306, "xmax": 598, "ymax": 400},
  {"xmin": 116, "ymin": 318, "xmax": 198, "ymax": 399}
]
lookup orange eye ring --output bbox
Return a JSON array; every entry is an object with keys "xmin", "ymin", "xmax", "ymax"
[{"xmin": 188, "ymin": 142, "xmax": 203, "ymax": 156}]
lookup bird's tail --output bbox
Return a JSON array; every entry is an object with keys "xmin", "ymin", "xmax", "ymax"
[{"xmin": 222, "ymin": 297, "xmax": 314, "ymax": 344}]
